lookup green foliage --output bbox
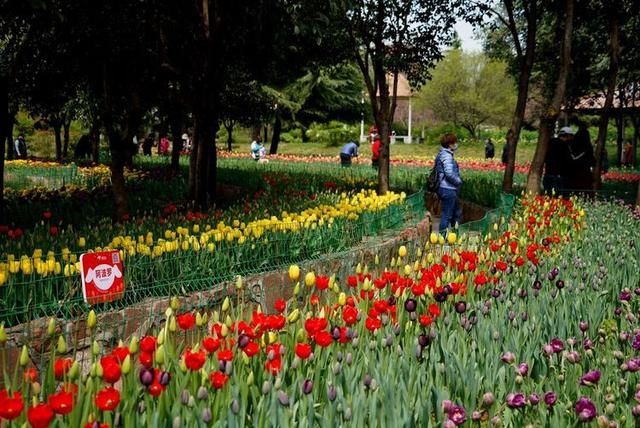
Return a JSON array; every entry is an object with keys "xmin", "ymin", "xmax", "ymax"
[
  {"xmin": 306, "ymin": 121, "xmax": 360, "ymax": 147},
  {"xmin": 417, "ymin": 49, "xmax": 517, "ymax": 137}
]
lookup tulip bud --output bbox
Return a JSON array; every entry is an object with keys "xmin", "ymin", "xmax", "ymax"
[
  {"xmin": 235, "ymin": 275, "xmax": 243, "ymax": 290},
  {"xmin": 247, "ymin": 371, "xmax": 254, "ymax": 386},
  {"xmin": 170, "ymin": 297, "xmax": 180, "ymax": 310},
  {"xmin": 129, "ymin": 335, "xmax": 139, "ymax": 354},
  {"xmin": 32, "ymin": 381, "xmax": 41, "ymax": 396},
  {"xmin": 289, "ymin": 265, "xmax": 300, "ymax": 282},
  {"xmin": 57, "ymin": 336, "xmax": 67, "ymax": 354},
  {"xmin": 68, "ymin": 361, "xmax": 80, "ymax": 379},
  {"xmin": 398, "ymin": 245, "xmax": 407, "ymax": 258},
  {"xmin": 0, "ymin": 324, "xmax": 6, "ymax": 345},
  {"xmin": 305, "ymin": 272, "xmax": 316, "ymax": 287},
  {"xmin": 222, "ymin": 297, "xmax": 230, "ymax": 312},
  {"xmin": 121, "ymin": 355, "xmax": 131, "ymax": 375},
  {"xmin": 19, "ymin": 345, "xmax": 29, "ymax": 367},
  {"xmin": 87, "ymin": 310, "xmax": 97, "ymax": 330},
  {"xmin": 47, "ymin": 318, "xmax": 56, "ymax": 336},
  {"xmin": 155, "ymin": 345, "xmax": 165, "ymax": 365},
  {"xmin": 165, "ymin": 307, "xmax": 173, "ymax": 318},
  {"xmin": 169, "ymin": 316, "xmax": 177, "ymax": 332}
]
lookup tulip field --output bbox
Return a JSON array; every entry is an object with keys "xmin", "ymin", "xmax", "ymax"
[{"xmin": 1, "ymin": 156, "xmax": 640, "ymax": 427}]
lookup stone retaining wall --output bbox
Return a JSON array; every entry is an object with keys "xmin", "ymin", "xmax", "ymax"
[{"xmin": 2, "ymin": 215, "xmax": 433, "ymax": 376}]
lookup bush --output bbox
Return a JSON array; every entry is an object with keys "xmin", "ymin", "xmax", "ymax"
[
  {"xmin": 307, "ymin": 121, "xmax": 360, "ymax": 147},
  {"xmin": 280, "ymin": 128, "xmax": 302, "ymax": 144}
]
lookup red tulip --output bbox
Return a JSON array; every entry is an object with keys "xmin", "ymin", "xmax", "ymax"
[
  {"xmin": 315, "ymin": 275, "xmax": 329, "ymax": 290},
  {"xmin": 274, "ymin": 299, "xmax": 286, "ymax": 313},
  {"xmin": 176, "ymin": 313, "xmax": 196, "ymax": 330},
  {"xmin": 48, "ymin": 390, "xmax": 74, "ymax": 415},
  {"xmin": 27, "ymin": 403, "xmax": 54, "ymax": 428},
  {"xmin": 100, "ymin": 355, "xmax": 121, "ymax": 384},
  {"xmin": 24, "ymin": 367, "xmax": 38, "ymax": 383},
  {"xmin": 202, "ymin": 336, "xmax": 221, "ymax": 353},
  {"xmin": 0, "ymin": 389, "xmax": 24, "ymax": 420},
  {"xmin": 139, "ymin": 351, "xmax": 153, "ymax": 368},
  {"xmin": 217, "ymin": 349, "xmax": 233, "ymax": 362},
  {"xmin": 314, "ymin": 331, "xmax": 333, "ymax": 347},
  {"xmin": 95, "ymin": 387, "xmax": 120, "ymax": 411},
  {"xmin": 210, "ymin": 371, "xmax": 229, "ymax": 389},
  {"xmin": 139, "ymin": 336, "xmax": 157, "ymax": 353},
  {"xmin": 54, "ymin": 358, "xmax": 73, "ymax": 380},
  {"xmin": 111, "ymin": 346, "xmax": 130, "ymax": 362},
  {"xmin": 243, "ymin": 342, "xmax": 260, "ymax": 357},
  {"xmin": 43, "ymin": 210, "xmax": 52, "ymax": 220},
  {"xmin": 49, "ymin": 225, "xmax": 59, "ymax": 236},
  {"xmin": 342, "ymin": 306, "xmax": 358, "ymax": 325},
  {"xmin": 184, "ymin": 348, "xmax": 206, "ymax": 371},
  {"xmin": 295, "ymin": 343, "xmax": 313, "ymax": 359}
]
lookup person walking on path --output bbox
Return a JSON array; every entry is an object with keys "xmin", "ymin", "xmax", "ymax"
[
  {"xmin": 339, "ymin": 140, "xmax": 359, "ymax": 167},
  {"xmin": 543, "ymin": 130, "xmax": 571, "ymax": 196},
  {"xmin": 567, "ymin": 124, "xmax": 595, "ymax": 195},
  {"xmin": 436, "ymin": 133, "xmax": 463, "ymax": 232},
  {"xmin": 485, "ymin": 139, "xmax": 495, "ymax": 159}
]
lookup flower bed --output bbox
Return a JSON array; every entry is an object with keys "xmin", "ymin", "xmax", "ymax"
[
  {"xmin": 4, "ymin": 194, "xmax": 638, "ymax": 426},
  {"xmin": 0, "ymin": 188, "xmax": 418, "ymax": 326}
]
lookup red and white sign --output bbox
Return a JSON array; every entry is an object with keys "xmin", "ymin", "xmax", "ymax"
[{"xmin": 80, "ymin": 250, "xmax": 125, "ymax": 305}]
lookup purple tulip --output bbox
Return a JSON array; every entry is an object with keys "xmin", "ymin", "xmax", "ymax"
[
  {"xmin": 626, "ymin": 358, "xmax": 640, "ymax": 372},
  {"xmin": 454, "ymin": 301, "xmax": 467, "ymax": 314},
  {"xmin": 278, "ymin": 390, "xmax": 290, "ymax": 406},
  {"xmin": 543, "ymin": 344, "xmax": 554, "ymax": 356},
  {"xmin": 238, "ymin": 334, "xmax": 250, "ymax": 348},
  {"xmin": 159, "ymin": 371, "xmax": 171, "ymax": 386},
  {"xmin": 447, "ymin": 405, "xmax": 466, "ymax": 426},
  {"xmin": 544, "ymin": 391, "xmax": 557, "ymax": 407},
  {"xmin": 566, "ymin": 351, "xmax": 581, "ymax": 364},
  {"xmin": 517, "ymin": 363, "xmax": 529, "ymax": 376},
  {"xmin": 633, "ymin": 405, "xmax": 640, "ymax": 417},
  {"xmin": 614, "ymin": 307, "xmax": 623, "ymax": 317},
  {"xmin": 579, "ymin": 321, "xmax": 589, "ymax": 333},
  {"xmin": 580, "ymin": 371, "xmax": 601, "ymax": 386},
  {"xmin": 632, "ymin": 334, "xmax": 640, "ymax": 351},
  {"xmin": 550, "ymin": 338, "xmax": 564, "ymax": 353},
  {"xmin": 583, "ymin": 338, "xmax": 593, "ymax": 350},
  {"xmin": 506, "ymin": 393, "xmax": 526, "ymax": 408},
  {"xmin": 327, "ymin": 385, "xmax": 337, "ymax": 402},
  {"xmin": 529, "ymin": 393, "xmax": 540, "ymax": 405},
  {"xmin": 482, "ymin": 392, "xmax": 495, "ymax": 407},
  {"xmin": 635, "ymin": 389, "xmax": 640, "ymax": 403},
  {"xmin": 443, "ymin": 421, "xmax": 456, "ymax": 428},
  {"xmin": 404, "ymin": 298, "xmax": 417, "ymax": 313},
  {"xmin": 619, "ymin": 291, "xmax": 632, "ymax": 301},
  {"xmin": 302, "ymin": 379, "xmax": 313, "ymax": 395},
  {"xmin": 501, "ymin": 352, "xmax": 515, "ymax": 364},
  {"xmin": 139, "ymin": 368, "xmax": 154, "ymax": 386},
  {"xmin": 575, "ymin": 396, "xmax": 597, "ymax": 422},
  {"xmin": 471, "ymin": 411, "xmax": 482, "ymax": 421}
]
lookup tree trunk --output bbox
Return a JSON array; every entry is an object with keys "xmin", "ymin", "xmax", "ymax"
[
  {"xmin": 269, "ymin": 112, "xmax": 281, "ymax": 155},
  {"xmin": 63, "ymin": 115, "xmax": 71, "ymax": 158},
  {"xmin": 193, "ymin": 108, "xmax": 218, "ymax": 209},
  {"xmin": 616, "ymin": 90, "xmax": 624, "ymax": 166},
  {"xmin": 188, "ymin": 127, "xmax": 198, "ymax": 199},
  {"xmin": 592, "ymin": 13, "xmax": 619, "ymax": 190},
  {"xmin": 503, "ymin": 21, "xmax": 536, "ymax": 193},
  {"xmin": 0, "ymin": 78, "xmax": 8, "ymax": 223},
  {"xmin": 53, "ymin": 121, "xmax": 63, "ymax": 162},
  {"xmin": 526, "ymin": 0, "xmax": 574, "ymax": 193},
  {"xmin": 105, "ymin": 131, "xmax": 129, "ymax": 220}
]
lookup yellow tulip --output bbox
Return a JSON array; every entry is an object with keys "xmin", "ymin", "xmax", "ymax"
[
  {"xmin": 304, "ymin": 272, "xmax": 316, "ymax": 288},
  {"xmin": 398, "ymin": 245, "xmax": 407, "ymax": 258},
  {"xmin": 288, "ymin": 265, "xmax": 300, "ymax": 282},
  {"xmin": 429, "ymin": 232, "xmax": 438, "ymax": 245},
  {"xmin": 447, "ymin": 232, "xmax": 457, "ymax": 245}
]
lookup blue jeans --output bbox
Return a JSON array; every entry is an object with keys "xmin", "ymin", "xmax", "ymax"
[{"xmin": 438, "ymin": 188, "xmax": 461, "ymax": 232}]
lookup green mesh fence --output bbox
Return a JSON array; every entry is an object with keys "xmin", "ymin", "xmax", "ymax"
[
  {"xmin": 0, "ymin": 191, "xmax": 425, "ymax": 328},
  {"xmin": 457, "ymin": 193, "xmax": 516, "ymax": 235},
  {"xmin": 4, "ymin": 162, "xmax": 103, "ymax": 191}
]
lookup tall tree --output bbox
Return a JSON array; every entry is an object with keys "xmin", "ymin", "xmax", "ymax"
[
  {"xmin": 337, "ymin": 0, "xmax": 462, "ymax": 194},
  {"xmin": 526, "ymin": 0, "xmax": 574, "ymax": 193},
  {"xmin": 419, "ymin": 48, "xmax": 516, "ymax": 138},
  {"xmin": 480, "ymin": 0, "xmax": 540, "ymax": 193}
]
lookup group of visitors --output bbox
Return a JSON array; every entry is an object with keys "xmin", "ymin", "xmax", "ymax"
[{"xmin": 543, "ymin": 123, "xmax": 596, "ymax": 196}]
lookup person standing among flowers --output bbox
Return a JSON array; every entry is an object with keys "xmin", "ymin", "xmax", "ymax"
[
  {"xmin": 371, "ymin": 134, "xmax": 380, "ymax": 169},
  {"xmin": 435, "ymin": 133, "xmax": 463, "ymax": 232}
]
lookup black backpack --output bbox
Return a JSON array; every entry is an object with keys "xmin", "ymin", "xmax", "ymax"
[{"xmin": 427, "ymin": 154, "xmax": 443, "ymax": 192}]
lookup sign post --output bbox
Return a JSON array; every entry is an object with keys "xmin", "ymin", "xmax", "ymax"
[{"xmin": 80, "ymin": 250, "xmax": 125, "ymax": 305}]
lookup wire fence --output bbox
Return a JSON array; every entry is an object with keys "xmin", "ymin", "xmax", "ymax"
[
  {"xmin": 4, "ymin": 162, "xmax": 104, "ymax": 191},
  {"xmin": 0, "ymin": 191, "xmax": 426, "ymax": 328}
]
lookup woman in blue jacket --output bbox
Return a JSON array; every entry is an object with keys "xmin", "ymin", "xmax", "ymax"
[{"xmin": 435, "ymin": 134, "xmax": 463, "ymax": 232}]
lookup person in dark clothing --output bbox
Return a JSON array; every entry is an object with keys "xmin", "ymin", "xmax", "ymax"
[
  {"xmin": 543, "ymin": 130, "xmax": 572, "ymax": 196},
  {"xmin": 339, "ymin": 140, "xmax": 359, "ymax": 167},
  {"xmin": 484, "ymin": 139, "xmax": 495, "ymax": 159},
  {"xmin": 567, "ymin": 124, "xmax": 595, "ymax": 195},
  {"xmin": 142, "ymin": 133, "xmax": 154, "ymax": 156},
  {"xmin": 501, "ymin": 143, "xmax": 508, "ymax": 164},
  {"xmin": 74, "ymin": 134, "xmax": 93, "ymax": 160}
]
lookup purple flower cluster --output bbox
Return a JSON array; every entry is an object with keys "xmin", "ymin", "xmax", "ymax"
[{"xmin": 575, "ymin": 396, "xmax": 597, "ymax": 422}]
